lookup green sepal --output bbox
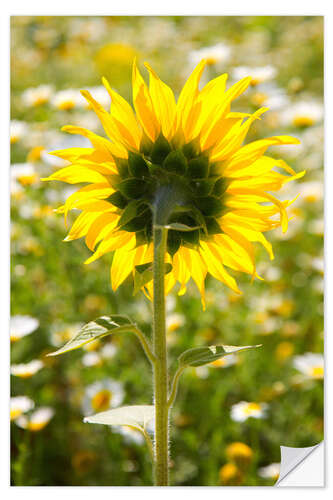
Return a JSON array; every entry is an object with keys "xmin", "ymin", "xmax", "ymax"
[
  {"xmin": 135, "ymin": 229, "xmax": 149, "ymax": 248},
  {"xmin": 128, "ymin": 151, "xmax": 149, "ymax": 178},
  {"xmin": 163, "ymin": 150, "xmax": 187, "ymax": 175},
  {"xmin": 114, "ymin": 157, "xmax": 129, "ymax": 178},
  {"xmin": 188, "ymin": 155, "xmax": 209, "ymax": 178},
  {"xmin": 190, "ymin": 178, "xmax": 216, "ymax": 197},
  {"xmin": 140, "ymin": 132, "xmax": 154, "ymax": 156},
  {"xmin": 133, "ymin": 262, "xmax": 172, "ymax": 295},
  {"xmin": 150, "ymin": 133, "xmax": 172, "ymax": 164},
  {"xmin": 196, "ymin": 196, "xmax": 224, "ymax": 216},
  {"xmin": 107, "ymin": 191, "xmax": 128, "ymax": 209},
  {"xmin": 182, "ymin": 136, "xmax": 201, "ymax": 159},
  {"xmin": 213, "ymin": 177, "xmax": 229, "ymax": 196},
  {"xmin": 117, "ymin": 200, "xmax": 146, "ymax": 228},
  {"xmin": 178, "ymin": 344, "xmax": 262, "ymax": 368},
  {"xmin": 205, "ymin": 217, "xmax": 223, "ymax": 235},
  {"xmin": 117, "ymin": 178, "xmax": 148, "ymax": 199},
  {"xmin": 167, "ymin": 230, "xmax": 181, "ymax": 256},
  {"xmin": 180, "ymin": 228, "xmax": 200, "ymax": 246},
  {"xmin": 122, "ymin": 209, "xmax": 151, "ymax": 232}
]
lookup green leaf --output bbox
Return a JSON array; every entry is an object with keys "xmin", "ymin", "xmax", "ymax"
[
  {"xmin": 133, "ymin": 262, "xmax": 172, "ymax": 295},
  {"xmin": 47, "ymin": 315, "xmax": 134, "ymax": 356},
  {"xmin": 84, "ymin": 405, "xmax": 155, "ymax": 431},
  {"xmin": 128, "ymin": 151, "xmax": 149, "ymax": 178},
  {"xmin": 164, "ymin": 222, "xmax": 201, "ymax": 232},
  {"xmin": 178, "ymin": 344, "xmax": 262, "ymax": 367}
]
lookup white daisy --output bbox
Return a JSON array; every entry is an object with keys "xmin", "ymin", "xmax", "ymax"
[
  {"xmin": 250, "ymin": 84, "xmax": 289, "ymax": 110},
  {"xmin": 258, "ymin": 462, "xmax": 280, "ymax": 480},
  {"xmin": 10, "ymin": 120, "xmax": 28, "ymax": 144},
  {"xmin": 100, "ymin": 343, "xmax": 117, "ymax": 360},
  {"xmin": 10, "ymin": 315, "xmax": 39, "ymax": 342},
  {"xmin": 15, "ymin": 407, "xmax": 55, "ymax": 431},
  {"xmin": 293, "ymin": 353, "xmax": 324, "ymax": 380},
  {"xmin": 21, "ymin": 84, "xmax": 53, "ymax": 107},
  {"xmin": 11, "ymin": 360, "xmax": 44, "ymax": 378},
  {"xmin": 232, "ymin": 65, "xmax": 277, "ymax": 86},
  {"xmin": 166, "ymin": 313, "xmax": 185, "ymax": 332},
  {"xmin": 189, "ymin": 43, "xmax": 231, "ymax": 68},
  {"xmin": 230, "ymin": 401, "xmax": 268, "ymax": 422},
  {"xmin": 51, "ymin": 89, "xmax": 84, "ymax": 110},
  {"xmin": 11, "ymin": 163, "xmax": 37, "ymax": 190},
  {"xmin": 82, "ymin": 379, "xmax": 125, "ymax": 416},
  {"xmin": 280, "ymin": 101, "xmax": 323, "ymax": 128},
  {"xmin": 82, "ymin": 352, "xmax": 103, "ymax": 367},
  {"xmin": 10, "ymin": 396, "xmax": 34, "ymax": 421}
]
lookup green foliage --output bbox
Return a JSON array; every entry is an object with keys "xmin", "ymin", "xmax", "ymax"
[
  {"xmin": 178, "ymin": 344, "xmax": 262, "ymax": 367},
  {"xmin": 48, "ymin": 315, "xmax": 135, "ymax": 356}
]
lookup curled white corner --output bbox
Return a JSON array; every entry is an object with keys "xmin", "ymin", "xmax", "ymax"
[{"xmin": 276, "ymin": 441, "xmax": 324, "ymax": 486}]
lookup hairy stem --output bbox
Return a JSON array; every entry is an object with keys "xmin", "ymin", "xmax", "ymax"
[{"xmin": 152, "ymin": 222, "xmax": 169, "ymax": 486}]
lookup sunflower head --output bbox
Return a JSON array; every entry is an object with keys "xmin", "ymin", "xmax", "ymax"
[
  {"xmin": 108, "ymin": 129, "xmax": 232, "ymax": 256},
  {"xmin": 43, "ymin": 59, "xmax": 304, "ymax": 306}
]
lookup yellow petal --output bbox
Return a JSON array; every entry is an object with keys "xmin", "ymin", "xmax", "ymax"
[
  {"xmin": 85, "ymin": 212, "xmax": 119, "ymax": 251},
  {"xmin": 42, "ymin": 166, "xmax": 107, "ymax": 185},
  {"xmin": 199, "ymin": 242, "xmax": 241, "ymax": 294},
  {"xmin": 176, "ymin": 59, "xmax": 207, "ymax": 135},
  {"xmin": 223, "ymin": 135, "xmax": 300, "ymax": 174},
  {"xmin": 144, "ymin": 63, "xmax": 177, "ymax": 140},
  {"xmin": 61, "ymin": 125, "xmax": 127, "ymax": 158},
  {"xmin": 132, "ymin": 59, "xmax": 160, "ymax": 141},
  {"xmin": 102, "ymin": 77, "xmax": 142, "ymax": 149},
  {"xmin": 111, "ymin": 238, "xmax": 137, "ymax": 290}
]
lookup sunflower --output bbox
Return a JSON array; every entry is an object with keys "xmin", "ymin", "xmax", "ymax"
[{"xmin": 43, "ymin": 60, "xmax": 304, "ymax": 307}]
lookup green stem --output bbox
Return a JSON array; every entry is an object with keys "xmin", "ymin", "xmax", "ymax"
[
  {"xmin": 167, "ymin": 366, "xmax": 185, "ymax": 409},
  {"xmin": 130, "ymin": 326, "xmax": 157, "ymax": 366},
  {"xmin": 152, "ymin": 222, "xmax": 169, "ymax": 486}
]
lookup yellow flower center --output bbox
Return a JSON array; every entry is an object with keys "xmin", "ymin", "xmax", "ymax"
[
  {"xmin": 57, "ymin": 100, "xmax": 76, "ymax": 111},
  {"xmin": 310, "ymin": 366, "xmax": 324, "ymax": 379},
  {"xmin": 244, "ymin": 402, "xmax": 261, "ymax": 414},
  {"xmin": 29, "ymin": 421, "xmax": 48, "ymax": 431},
  {"xmin": 10, "ymin": 408, "xmax": 22, "ymax": 420},
  {"xmin": 206, "ymin": 56, "xmax": 218, "ymax": 65},
  {"xmin": 91, "ymin": 390, "xmax": 112, "ymax": 412},
  {"xmin": 293, "ymin": 115, "xmax": 315, "ymax": 127}
]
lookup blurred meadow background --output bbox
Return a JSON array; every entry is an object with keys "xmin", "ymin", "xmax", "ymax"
[{"xmin": 10, "ymin": 16, "xmax": 324, "ymax": 486}]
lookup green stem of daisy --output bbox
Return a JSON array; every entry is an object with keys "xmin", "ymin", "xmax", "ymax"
[{"xmin": 152, "ymin": 221, "xmax": 169, "ymax": 486}]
